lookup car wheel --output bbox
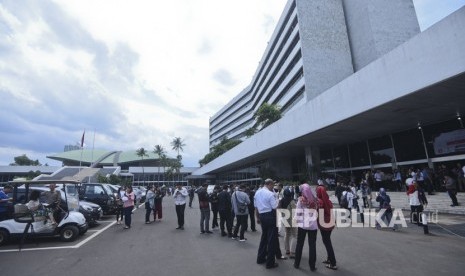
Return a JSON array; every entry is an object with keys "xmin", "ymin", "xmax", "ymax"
[
  {"xmin": 60, "ymin": 225, "xmax": 79, "ymax": 242},
  {"xmin": 0, "ymin": 229, "xmax": 9, "ymax": 246}
]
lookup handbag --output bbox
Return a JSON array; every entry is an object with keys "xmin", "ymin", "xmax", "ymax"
[{"xmin": 235, "ymin": 192, "xmax": 247, "ymax": 213}]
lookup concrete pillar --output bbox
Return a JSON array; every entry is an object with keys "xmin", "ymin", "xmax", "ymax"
[
  {"xmin": 342, "ymin": 0, "xmax": 420, "ymax": 71},
  {"xmin": 305, "ymin": 146, "xmax": 320, "ymax": 182},
  {"xmin": 295, "ymin": 0, "xmax": 354, "ymax": 101}
]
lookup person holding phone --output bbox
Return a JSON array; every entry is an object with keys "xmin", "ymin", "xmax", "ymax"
[
  {"xmin": 122, "ymin": 186, "xmax": 135, "ymax": 229},
  {"xmin": 174, "ymin": 183, "xmax": 188, "ymax": 229}
]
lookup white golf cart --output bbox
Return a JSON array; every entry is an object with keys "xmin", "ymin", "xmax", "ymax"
[{"xmin": 0, "ymin": 180, "xmax": 88, "ymax": 247}]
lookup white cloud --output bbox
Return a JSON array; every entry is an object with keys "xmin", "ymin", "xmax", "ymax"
[{"xmin": 0, "ymin": 0, "xmax": 463, "ymax": 167}]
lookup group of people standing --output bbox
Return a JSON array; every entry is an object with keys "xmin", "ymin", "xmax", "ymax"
[
  {"xmin": 114, "ymin": 185, "xmax": 165, "ymax": 229},
  {"xmin": 255, "ymin": 179, "xmax": 337, "ymax": 271}
]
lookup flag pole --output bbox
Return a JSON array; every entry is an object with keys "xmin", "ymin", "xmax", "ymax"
[
  {"xmin": 89, "ymin": 129, "xmax": 95, "ymax": 183},
  {"xmin": 79, "ymin": 130, "xmax": 85, "ymax": 180},
  {"xmin": 91, "ymin": 129, "xmax": 95, "ymax": 168}
]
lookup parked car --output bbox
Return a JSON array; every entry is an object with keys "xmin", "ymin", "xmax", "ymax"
[
  {"xmin": 132, "ymin": 186, "xmax": 146, "ymax": 203},
  {"xmin": 79, "ymin": 183, "xmax": 116, "ymax": 215}
]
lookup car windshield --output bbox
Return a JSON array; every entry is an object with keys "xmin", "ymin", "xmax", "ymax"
[
  {"xmin": 107, "ymin": 184, "xmax": 116, "ymax": 192},
  {"xmin": 102, "ymin": 184, "xmax": 113, "ymax": 196},
  {"xmin": 64, "ymin": 184, "xmax": 79, "ymax": 211}
]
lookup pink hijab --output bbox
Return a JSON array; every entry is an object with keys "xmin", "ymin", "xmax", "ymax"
[{"xmin": 299, "ymin": 183, "xmax": 318, "ymax": 209}]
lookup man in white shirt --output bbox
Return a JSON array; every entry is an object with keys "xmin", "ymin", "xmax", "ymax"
[
  {"xmin": 173, "ymin": 183, "xmax": 188, "ymax": 230},
  {"xmin": 255, "ymin": 179, "xmax": 279, "ymax": 269}
]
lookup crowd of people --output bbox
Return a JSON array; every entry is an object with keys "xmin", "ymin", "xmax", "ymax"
[{"xmin": 160, "ymin": 179, "xmax": 338, "ymax": 271}]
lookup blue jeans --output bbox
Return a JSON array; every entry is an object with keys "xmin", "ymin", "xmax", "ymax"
[{"xmin": 200, "ymin": 209, "xmax": 210, "ymax": 232}]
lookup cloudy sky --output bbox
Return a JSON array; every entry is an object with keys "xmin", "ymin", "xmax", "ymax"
[{"xmin": 0, "ymin": 0, "xmax": 464, "ymax": 167}]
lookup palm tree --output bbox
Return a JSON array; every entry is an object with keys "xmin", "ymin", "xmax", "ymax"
[
  {"xmin": 171, "ymin": 137, "xmax": 185, "ymax": 159},
  {"xmin": 153, "ymin": 145, "xmax": 166, "ymax": 186},
  {"xmin": 136, "ymin": 147, "xmax": 149, "ymax": 187},
  {"xmin": 171, "ymin": 137, "xmax": 185, "ymax": 183}
]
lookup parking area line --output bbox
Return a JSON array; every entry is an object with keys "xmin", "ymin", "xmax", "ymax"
[
  {"xmin": 0, "ymin": 221, "xmax": 116, "ymax": 253},
  {"xmin": 72, "ymin": 220, "xmax": 116, "ymax": 248}
]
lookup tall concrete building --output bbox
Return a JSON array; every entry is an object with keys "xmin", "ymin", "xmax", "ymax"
[{"xmin": 195, "ymin": 0, "xmax": 465, "ymax": 185}]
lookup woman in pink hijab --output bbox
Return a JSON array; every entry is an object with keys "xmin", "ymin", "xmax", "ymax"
[{"xmin": 293, "ymin": 183, "xmax": 319, "ymax": 271}]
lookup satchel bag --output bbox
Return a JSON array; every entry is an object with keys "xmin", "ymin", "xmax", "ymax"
[{"xmin": 235, "ymin": 192, "xmax": 247, "ymax": 213}]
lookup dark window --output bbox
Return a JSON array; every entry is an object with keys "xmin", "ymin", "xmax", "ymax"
[
  {"xmin": 333, "ymin": 146, "xmax": 350, "ymax": 169},
  {"xmin": 393, "ymin": 128, "xmax": 426, "ymax": 162},
  {"xmin": 369, "ymin": 135, "xmax": 395, "ymax": 164},
  {"xmin": 349, "ymin": 141, "xmax": 370, "ymax": 167},
  {"xmin": 320, "ymin": 149, "xmax": 334, "ymax": 171}
]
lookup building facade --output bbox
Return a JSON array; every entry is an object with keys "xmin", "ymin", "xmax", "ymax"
[{"xmin": 195, "ymin": 0, "xmax": 465, "ymax": 186}]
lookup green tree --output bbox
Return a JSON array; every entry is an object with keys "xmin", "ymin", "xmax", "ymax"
[
  {"xmin": 254, "ymin": 103, "xmax": 282, "ymax": 130},
  {"xmin": 10, "ymin": 154, "xmax": 42, "ymax": 166},
  {"xmin": 244, "ymin": 127, "xmax": 257, "ymax": 138},
  {"xmin": 171, "ymin": 137, "xmax": 185, "ymax": 182},
  {"xmin": 154, "ymin": 145, "xmax": 166, "ymax": 186},
  {"xmin": 171, "ymin": 137, "xmax": 185, "ymax": 160},
  {"xmin": 199, "ymin": 137, "xmax": 242, "ymax": 166},
  {"xmin": 136, "ymin": 147, "xmax": 149, "ymax": 187},
  {"xmin": 96, "ymin": 174, "xmax": 108, "ymax": 183}
]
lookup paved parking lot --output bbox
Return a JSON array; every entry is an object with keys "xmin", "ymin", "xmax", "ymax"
[
  {"xmin": 1, "ymin": 197, "xmax": 465, "ymax": 276},
  {"xmin": 0, "ymin": 217, "xmax": 115, "ymax": 252}
]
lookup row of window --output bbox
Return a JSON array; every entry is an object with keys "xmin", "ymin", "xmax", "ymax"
[
  {"xmin": 320, "ymin": 118, "xmax": 465, "ymax": 170},
  {"xmin": 209, "ymin": 1, "xmax": 299, "ymax": 145}
]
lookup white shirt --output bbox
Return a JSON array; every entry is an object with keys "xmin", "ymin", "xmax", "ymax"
[
  {"xmin": 343, "ymin": 191, "xmax": 354, "ymax": 209},
  {"xmin": 173, "ymin": 187, "xmax": 188, "ymax": 205},
  {"xmin": 254, "ymin": 187, "xmax": 278, "ymax": 214},
  {"xmin": 26, "ymin": 200, "xmax": 41, "ymax": 211},
  {"xmin": 408, "ymin": 191, "xmax": 421, "ymax": 206}
]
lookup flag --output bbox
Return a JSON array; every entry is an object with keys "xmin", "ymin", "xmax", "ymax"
[{"xmin": 81, "ymin": 131, "xmax": 85, "ymax": 148}]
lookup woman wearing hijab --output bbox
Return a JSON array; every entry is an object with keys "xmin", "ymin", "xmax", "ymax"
[
  {"xmin": 279, "ymin": 188, "xmax": 297, "ymax": 258},
  {"xmin": 376, "ymin": 188, "xmax": 394, "ymax": 230},
  {"xmin": 293, "ymin": 183, "xmax": 319, "ymax": 271},
  {"xmin": 406, "ymin": 179, "xmax": 422, "ymax": 226},
  {"xmin": 316, "ymin": 184, "xmax": 337, "ymax": 270}
]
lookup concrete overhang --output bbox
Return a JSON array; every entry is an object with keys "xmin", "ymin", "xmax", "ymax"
[{"xmin": 193, "ymin": 7, "xmax": 465, "ymax": 176}]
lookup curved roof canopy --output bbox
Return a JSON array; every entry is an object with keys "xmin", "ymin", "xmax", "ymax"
[{"xmin": 47, "ymin": 149, "xmax": 163, "ymax": 166}]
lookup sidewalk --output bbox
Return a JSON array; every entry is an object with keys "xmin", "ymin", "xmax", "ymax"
[{"xmin": 330, "ymin": 191, "xmax": 465, "ymax": 215}]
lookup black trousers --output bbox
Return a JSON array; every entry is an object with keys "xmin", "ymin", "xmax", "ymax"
[
  {"xmin": 448, "ymin": 190, "xmax": 459, "ymax": 206},
  {"xmin": 233, "ymin": 214, "xmax": 248, "ymax": 239},
  {"xmin": 211, "ymin": 206, "xmax": 219, "ymax": 228},
  {"xmin": 257, "ymin": 212, "xmax": 277, "ymax": 268},
  {"xmin": 219, "ymin": 210, "xmax": 233, "ymax": 234},
  {"xmin": 248, "ymin": 205, "xmax": 256, "ymax": 231},
  {"xmin": 410, "ymin": 205, "xmax": 423, "ymax": 225},
  {"xmin": 320, "ymin": 229, "xmax": 336, "ymax": 266},
  {"xmin": 294, "ymin": 228, "xmax": 317, "ymax": 269},
  {"xmin": 115, "ymin": 205, "xmax": 124, "ymax": 222},
  {"xmin": 145, "ymin": 205, "xmax": 153, "ymax": 222},
  {"xmin": 175, "ymin": 204, "xmax": 186, "ymax": 227}
]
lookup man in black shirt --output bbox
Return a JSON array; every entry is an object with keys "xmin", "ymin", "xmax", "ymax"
[
  {"xmin": 210, "ymin": 186, "xmax": 220, "ymax": 230},
  {"xmin": 218, "ymin": 185, "xmax": 233, "ymax": 237}
]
